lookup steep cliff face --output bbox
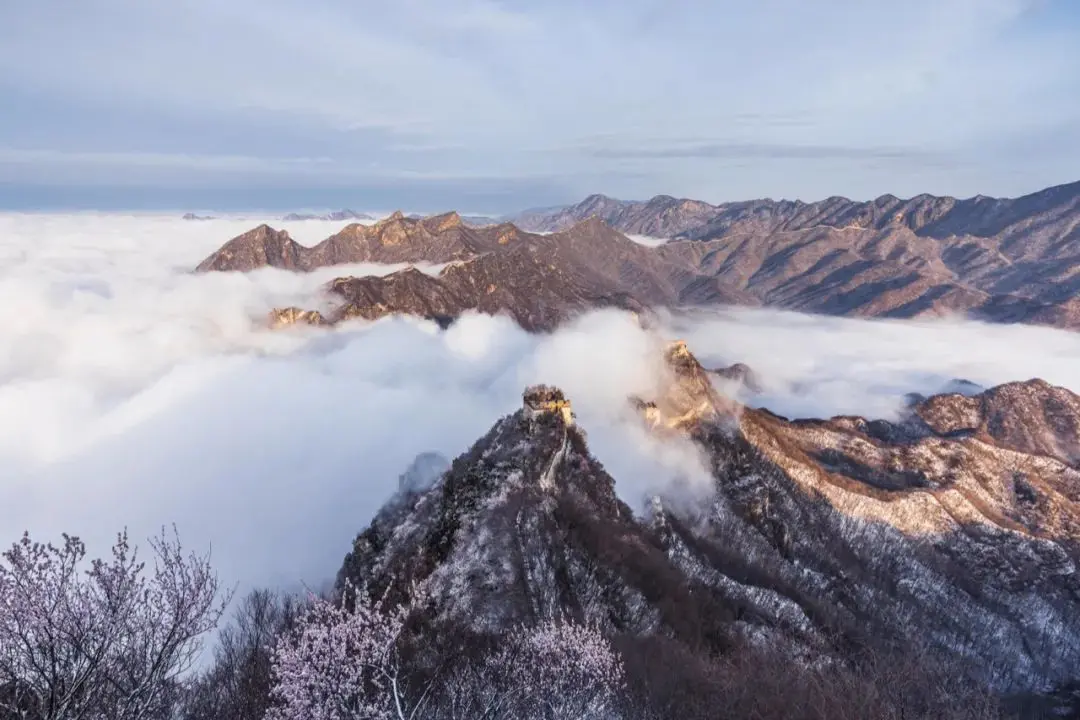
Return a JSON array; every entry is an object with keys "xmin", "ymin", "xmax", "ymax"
[{"xmin": 338, "ymin": 341, "xmax": 1080, "ymax": 700}]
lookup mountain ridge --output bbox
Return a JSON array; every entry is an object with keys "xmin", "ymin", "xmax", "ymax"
[
  {"xmin": 337, "ymin": 338, "xmax": 1080, "ymax": 706},
  {"xmin": 194, "ymin": 179, "xmax": 1080, "ymax": 333},
  {"xmin": 508, "ymin": 180, "xmax": 1080, "ymax": 241}
]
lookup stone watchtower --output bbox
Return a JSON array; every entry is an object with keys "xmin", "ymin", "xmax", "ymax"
[{"xmin": 522, "ymin": 385, "xmax": 575, "ymax": 426}]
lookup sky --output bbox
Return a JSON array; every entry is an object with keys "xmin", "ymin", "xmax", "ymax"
[
  {"xmin": 1, "ymin": 0, "xmax": 1079, "ymax": 211},
  {"xmin": 5, "ymin": 213, "xmax": 1080, "ymax": 597}
]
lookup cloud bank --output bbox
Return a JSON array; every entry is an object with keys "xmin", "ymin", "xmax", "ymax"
[{"xmin": 3, "ymin": 213, "xmax": 1080, "ymax": 598}]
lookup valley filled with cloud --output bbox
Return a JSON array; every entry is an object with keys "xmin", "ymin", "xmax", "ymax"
[{"xmin": 3, "ymin": 212, "xmax": 1079, "ymax": 597}]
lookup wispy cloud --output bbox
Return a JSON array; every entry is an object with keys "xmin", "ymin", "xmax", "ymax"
[
  {"xmin": 0, "ymin": 148, "xmax": 335, "ymax": 171},
  {"xmin": 590, "ymin": 142, "xmax": 948, "ymax": 162}
]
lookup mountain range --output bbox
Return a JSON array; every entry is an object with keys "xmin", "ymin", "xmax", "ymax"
[
  {"xmin": 187, "ymin": 183, "xmax": 1080, "ymax": 713},
  {"xmin": 336, "ymin": 338, "xmax": 1080, "ymax": 712},
  {"xmin": 280, "ymin": 209, "xmax": 375, "ymax": 222},
  {"xmin": 195, "ymin": 180, "xmax": 1080, "ymax": 332}
]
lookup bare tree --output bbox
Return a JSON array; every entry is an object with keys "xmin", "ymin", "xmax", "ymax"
[
  {"xmin": 0, "ymin": 527, "xmax": 230, "ymax": 720},
  {"xmin": 181, "ymin": 589, "xmax": 302, "ymax": 720}
]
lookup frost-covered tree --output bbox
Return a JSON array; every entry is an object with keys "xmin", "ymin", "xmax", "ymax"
[
  {"xmin": 266, "ymin": 580, "xmax": 626, "ymax": 720},
  {"xmin": 264, "ymin": 583, "xmax": 418, "ymax": 720},
  {"xmin": 432, "ymin": 620, "xmax": 625, "ymax": 719},
  {"xmin": 0, "ymin": 527, "xmax": 229, "ymax": 720},
  {"xmin": 510, "ymin": 621, "xmax": 625, "ymax": 718}
]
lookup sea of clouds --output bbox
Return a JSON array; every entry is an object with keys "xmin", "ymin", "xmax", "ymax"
[{"xmin": 3, "ymin": 212, "xmax": 1080, "ymax": 596}]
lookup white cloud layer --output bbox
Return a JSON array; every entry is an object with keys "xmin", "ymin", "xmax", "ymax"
[{"xmin": 2, "ymin": 214, "xmax": 1079, "ymax": 598}]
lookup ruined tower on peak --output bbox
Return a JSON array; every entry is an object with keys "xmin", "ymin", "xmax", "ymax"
[{"xmin": 522, "ymin": 385, "xmax": 575, "ymax": 426}]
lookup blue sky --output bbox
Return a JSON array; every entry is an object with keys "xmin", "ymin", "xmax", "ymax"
[{"xmin": 1, "ymin": 0, "xmax": 1078, "ymax": 211}]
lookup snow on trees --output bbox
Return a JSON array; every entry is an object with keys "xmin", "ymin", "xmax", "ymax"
[
  {"xmin": 0, "ymin": 527, "xmax": 229, "ymax": 720},
  {"xmin": 265, "ymin": 582, "xmax": 625, "ymax": 720}
]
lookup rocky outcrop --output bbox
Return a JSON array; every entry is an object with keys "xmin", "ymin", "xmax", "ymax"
[
  {"xmin": 266, "ymin": 307, "xmax": 328, "ymax": 329},
  {"xmin": 711, "ymin": 362, "xmax": 763, "ymax": 393}
]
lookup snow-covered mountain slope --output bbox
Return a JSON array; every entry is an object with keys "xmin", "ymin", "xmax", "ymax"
[{"xmin": 338, "ymin": 342, "xmax": 1080, "ymax": 700}]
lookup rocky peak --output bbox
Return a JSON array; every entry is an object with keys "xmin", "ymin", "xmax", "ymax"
[
  {"xmin": 266, "ymin": 306, "xmax": 328, "ymax": 329},
  {"xmin": 492, "ymin": 223, "xmax": 519, "ymax": 245},
  {"xmin": 336, "ymin": 384, "xmax": 679, "ymax": 633},
  {"xmin": 664, "ymin": 338, "xmax": 694, "ymax": 363},
  {"xmin": 398, "ymin": 451, "xmax": 450, "ymax": 495},
  {"xmin": 911, "ymin": 378, "xmax": 1080, "ymax": 465},
  {"xmin": 712, "ymin": 362, "xmax": 763, "ymax": 394},
  {"xmin": 578, "ymin": 193, "xmax": 618, "ymax": 210},
  {"xmin": 422, "ymin": 211, "xmax": 463, "ymax": 232},
  {"xmin": 194, "ymin": 224, "xmax": 305, "ymax": 273},
  {"xmin": 575, "ymin": 214, "xmax": 610, "ymax": 231},
  {"xmin": 633, "ymin": 340, "xmax": 740, "ymax": 431}
]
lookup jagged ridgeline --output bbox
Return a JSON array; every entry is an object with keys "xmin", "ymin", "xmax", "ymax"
[
  {"xmin": 195, "ymin": 181, "xmax": 1080, "ymax": 332},
  {"xmin": 337, "ymin": 340, "xmax": 1080, "ymax": 712}
]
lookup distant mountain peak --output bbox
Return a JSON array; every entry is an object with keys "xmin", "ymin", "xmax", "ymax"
[
  {"xmin": 581, "ymin": 192, "xmax": 618, "ymax": 202},
  {"xmin": 424, "ymin": 210, "xmax": 463, "ymax": 232},
  {"xmin": 281, "ymin": 209, "xmax": 375, "ymax": 222},
  {"xmin": 398, "ymin": 451, "xmax": 450, "ymax": 495},
  {"xmin": 267, "ymin": 306, "xmax": 328, "ymax": 329},
  {"xmin": 194, "ymin": 224, "xmax": 305, "ymax": 273},
  {"xmin": 632, "ymin": 340, "xmax": 741, "ymax": 432}
]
